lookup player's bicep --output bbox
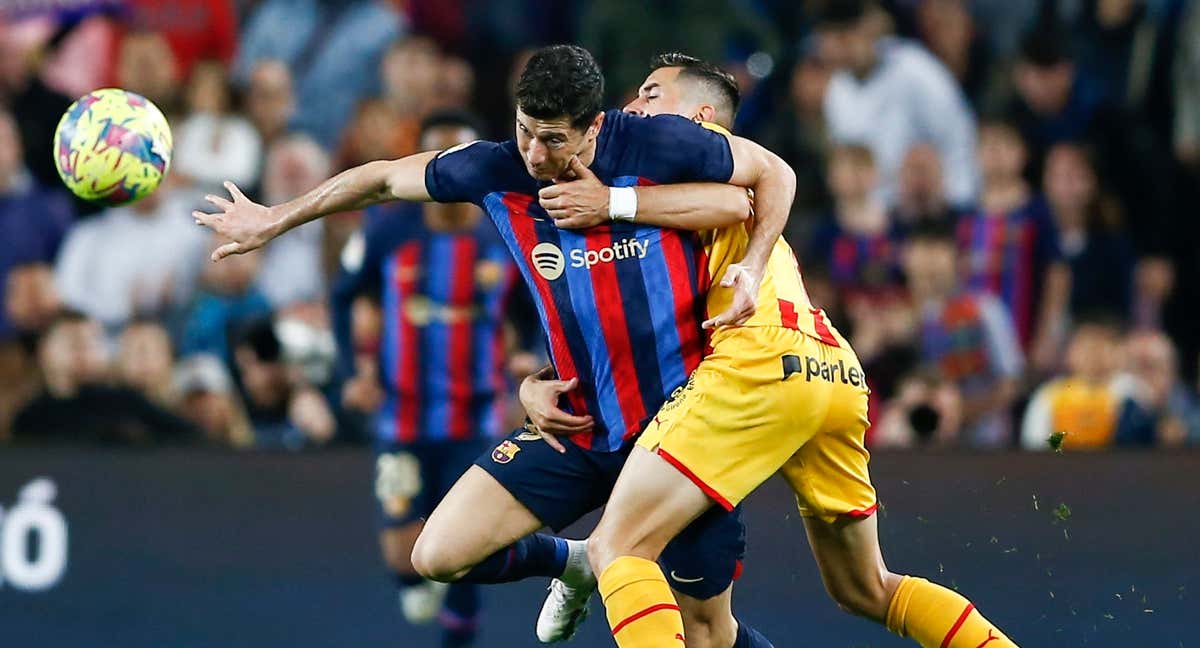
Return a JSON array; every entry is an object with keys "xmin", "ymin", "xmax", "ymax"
[
  {"xmin": 382, "ymin": 150, "xmax": 439, "ymax": 202},
  {"xmin": 726, "ymin": 135, "xmax": 794, "ymax": 190}
]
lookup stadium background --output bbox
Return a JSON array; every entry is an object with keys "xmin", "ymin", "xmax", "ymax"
[{"xmin": 0, "ymin": 0, "xmax": 1197, "ymax": 646}]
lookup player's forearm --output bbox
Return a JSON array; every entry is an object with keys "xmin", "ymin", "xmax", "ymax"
[
  {"xmin": 632, "ymin": 184, "xmax": 751, "ymax": 230},
  {"xmin": 267, "ymin": 152, "xmax": 438, "ymax": 238},
  {"xmin": 735, "ymin": 144, "xmax": 796, "ymax": 271}
]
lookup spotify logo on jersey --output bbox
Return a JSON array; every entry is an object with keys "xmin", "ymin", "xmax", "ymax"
[{"xmin": 531, "ymin": 243, "xmax": 565, "ymax": 281}]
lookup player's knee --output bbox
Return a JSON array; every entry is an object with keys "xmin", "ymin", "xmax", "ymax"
[{"xmin": 409, "ymin": 531, "xmax": 467, "ymax": 582}]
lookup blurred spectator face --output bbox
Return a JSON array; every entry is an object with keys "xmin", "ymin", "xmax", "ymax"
[
  {"xmin": 916, "ymin": 0, "xmax": 973, "ymax": 76},
  {"xmin": 816, "ymin": 17, "xmax": 877, "ymax": 75},
  {"xmin": 185, "ymin": 61, "xmax": 231, "ymax": 115},
  {"xmin": 1044, "ymin": 144, "xmax": 1096, "ymax": 221},
  {"xmin": 978, "ymin": 123, "xmax": 1027, "ymax": 183},
  {"xmin": 1125, "ymin": 330, "xmax": 1177, "ymax": 406},
  {"xmin": 343, "ymin": 99, "xmax": 400, "ymax": 166},
  {"xmin": 235, "ymin": 343, "xmax": 289, "ymax": 410},
  {"xmin": 1097, "ymin": 0, "xmax": 1139, "ymax": 27},
  {"xmin": 175, "ymin": 354, "xmax": 247, "ymax": 446},
  {"xmin": 262, "ymin": 136, "xmax": 331, "ymax": 205},
  {"xmin": 789, "ymin": 56, "xmax": 831, "ymax": 116},
  {"xmin": 381, "ymin": 36, "xmax": 440, "ymax": 112},
  {"xmin": 434, "ymin": 56, "xmax": 475, "ymax": 111},
  {"xmin": 38, "ymin": 315, "xmax": 107, "ymax": 395},
  {"xmin": 1014, "ymin": 59, "xmax": 1073, "ymax": 117},
  {"xmin": 827, "ymin": 145, "xmax": 876, "ymax": 203},
  {"xmin": 201, "ymin": 236, "xmax": 261, "ymax": 295},
  {"xmin": 903, "ymin": 236, "xmax": 958, "ymax": 301},
  {"xmin": 5, "ymin": 264, "xmax": 60, "ymax": 332},
  {"xmin": 898, "ymin": 144, "xmax": 944, "ymax": 213},
  {"xmin": 0, "ymin": 110, "xmax": 23, "ymax": 186},
  {"xmin": 117, "ymin": 32, "xmax": 179, "ymax": 109},
  {"xmin": 1065, "ymin": 323, "xmax": 1122, "ymax": 384},
  {"xmin": 116, "ymin": 321, "xmax": 173, "ymax": 397},
  {"xmin": 246, "ymin": 60, "xmax": 294, "ymax": 142}
]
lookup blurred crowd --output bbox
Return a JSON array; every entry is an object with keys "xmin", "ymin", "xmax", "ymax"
[{"xmin": 0, "ymin": 0, "xmax": 1197, "ymax": 451}]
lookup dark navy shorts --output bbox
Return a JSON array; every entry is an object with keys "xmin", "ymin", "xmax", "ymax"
[
  {"xmin": 374, "ymin": 438, "xmax": 490, "ymax": 528},
  {"xmin": 475, "ymin": 427, "xmax": 746, "ymax": 600}
]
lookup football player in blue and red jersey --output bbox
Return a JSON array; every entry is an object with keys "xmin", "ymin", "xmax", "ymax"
[
  {"xmin": 196, "ymin": 45, "xmax": 787, "ymax": 648},
  {"xmin": 332, "ymin": 111, "xmax": 539, "ymax": 646}
]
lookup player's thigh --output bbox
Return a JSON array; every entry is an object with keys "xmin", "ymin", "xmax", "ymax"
[
  {"xmin": 802, "ymin": 513, "xmax": 901, "ymax": 621},
  {"xmin": 589, "ymin": 445, "xmax": 713, "ymax": 567},
  {"xmin": 413, "ymin": 465, "xmax": 543, "ymax": 577},
  {"xmin": 675, "ymin": 586, "xmax": 737, "ymax": 648}
]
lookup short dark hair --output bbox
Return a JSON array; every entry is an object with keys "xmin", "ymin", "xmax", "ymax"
[
  {"xmin": 235, "ymin": 318, "xmax": 282, "ymax": 363},
  {"xmin": 1019, "ymin": 25, "xmax": 1072, "ymax": 67},
  {"xmin": 420, "ymin": 109, "xmax": 484, "ymax": 139},
  {"xmin": 906, "ymin": 218, "xmax": 957, "ymax": 245},
  {"xmin": 649, "ymin": 52, "xmax": 741, "ymax": 122},
  {"xmin": 514, "ymin": 45, "xmax": 604, "ymax": 130},
  {"xmin": 813, "ymin": 0, "xmax": 873, "ymax": 28}
]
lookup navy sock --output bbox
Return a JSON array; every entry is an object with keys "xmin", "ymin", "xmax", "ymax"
[
  {"xmin": 733, "ymin": 619, "xmax": 774, "ymax": 648},
  {"xmin": 440, "ymin": 583, "xmax": 479, "ymax": 648},
  {"xmin": 392, "ymin": 571, "xmax": 424, "ymax": 590},
  {"xmin": 457, "ymin": 533, "xmax": 568, "ymax": 584}
]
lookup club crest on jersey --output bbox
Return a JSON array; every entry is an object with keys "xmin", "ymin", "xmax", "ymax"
[
  {"xmin": 491, "ymin": 440, "xmax": 522, "ymax": 464},
  {"xmin": 475, "ymin": 260, "xmax": 505, "ymax": 288}
]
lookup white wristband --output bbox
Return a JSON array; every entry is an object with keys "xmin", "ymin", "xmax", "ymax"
[{"xmin": 609, "ymin": 186, "xmax": 637, "ymax": 222}]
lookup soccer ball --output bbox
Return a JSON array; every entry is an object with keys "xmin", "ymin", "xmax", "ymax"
[{"xmin": 53, "ymin": 88, "xmax": 172, "ymax": 206}]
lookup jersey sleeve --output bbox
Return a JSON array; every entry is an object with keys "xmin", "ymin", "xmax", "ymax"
[
  {"xmin": 623, "ymin": 113, "xmax": 735, "ymax": 183},
  {"xmin": 424, "ymin": 140, "xmax": 506, "ymax": 205}
]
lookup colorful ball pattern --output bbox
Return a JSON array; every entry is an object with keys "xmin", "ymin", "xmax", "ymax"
[{"xmin": 53, "ymin": 88, "xmax": 172, "ymax": 206}]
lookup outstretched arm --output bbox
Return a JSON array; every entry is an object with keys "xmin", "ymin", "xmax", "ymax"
[
  {"xmin": 194, "ymin": 150, "xmax": 439, "ymax": 260},
  {"xmin": 539, "ymin": 157, "xmax": 752, "ymax": 230}
]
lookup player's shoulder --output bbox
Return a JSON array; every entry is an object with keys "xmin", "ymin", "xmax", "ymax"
[
  {"xmin": 603, "ymin": 109, "xmax": 718, "ymax": 143},
  {"xmin": 597, "ymin": 110, "xmax": 733, "ymax": 183}
]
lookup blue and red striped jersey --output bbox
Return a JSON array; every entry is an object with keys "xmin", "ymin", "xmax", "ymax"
[
  {"xmin": 956, "ymin": 198, "xmax": 1061, "ymax": 349},
  {"xmin": 425, "ymin": 110, "xmax": 735, "ymax": 452},
  {"xmin": 332, "ymin": 201, "xmax": 529, "ymax": 444}
]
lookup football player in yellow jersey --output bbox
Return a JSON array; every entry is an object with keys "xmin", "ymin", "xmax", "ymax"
[{"xmin": 530, "ymin": 52, "xmax": 1018, "ymax": 648}]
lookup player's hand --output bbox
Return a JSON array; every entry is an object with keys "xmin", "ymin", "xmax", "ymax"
[
  {"xmin": 193, "ymin": 181, "xmax": 278, "ymax": 261},
  {"xmin": 702, "ymin": 263, "xmax": 761, "ymax": 329},
  {"xmin": 519, "ymin": 366, "xmax": 593, "ymax": 453},
  {"xmin": 539, "ymin": 156, "xmax": 609, "ymax": 229}
]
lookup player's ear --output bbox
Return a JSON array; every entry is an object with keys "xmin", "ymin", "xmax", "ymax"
[
  {"xmin": 585, "ymin": 111, "xmax": 604, "ymax": 140},
  {"xmin": 695, "ymin": 104, "xmax": 717, "ymax": 125}
]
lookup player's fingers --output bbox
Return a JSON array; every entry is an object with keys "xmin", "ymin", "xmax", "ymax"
[
  {"xmin": 224, "ymin": 181, "xmax": 247, "ymax": 202},
  {"xmin": 538, "ymin": 184, "xmax": 562, "ymax": 200},
  {"xmin": 205, "ymin": 194, "xmax": 233, "ymax": 211},
  {"xmin": 538, "ymin": 429, "xmax": 567, "ymax": 454},
  {"xmin": 192, "ymin": 210, "xmax": 218, "ymax": 227},
  {"xmin": 567, "ymin": 156, "xmax": 594, "ymax": 179},
  {"xmin": 212, "ymin": 241, "xmax": 242, "ymax": 261},
  {"xmin": 539, "ymin": 197, "xmax": 563, "ymax": 211},
  {"xmin": 553, "ymin": 216, "xmax": 587, "ymax": 229},
  {"xmin": 543, "ymin": 407, "xmax": 594, "ymax": 429}
]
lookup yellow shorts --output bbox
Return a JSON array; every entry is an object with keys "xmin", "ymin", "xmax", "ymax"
[{"xmin": 638, "ymin": 326, "xmax": 876, "ymax": 522}]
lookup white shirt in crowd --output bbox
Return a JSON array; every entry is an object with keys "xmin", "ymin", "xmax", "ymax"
[
  {"xmin": 54, "ymin": 190, "xmax": 209, "ymax": 328},
  {"xmin": 823, "ymin": 38, "xmax": 979, "ymax": 208},
  {"xmin": 173, "ymin": 113, "xmax": 263, "ymax": 193}
]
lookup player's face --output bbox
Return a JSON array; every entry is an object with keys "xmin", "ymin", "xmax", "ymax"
[
  {"xmin": 515, "ymin": 109, "xmax": 600, "ymax": 181},
  {"xmin": 624, "ymin": 67, "xmax": 688, "ymax": 119}
]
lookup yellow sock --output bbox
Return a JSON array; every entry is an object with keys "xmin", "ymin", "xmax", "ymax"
[
  {"xmin": 598, "ymin": 556, "xmax": 686, "ymax": 648},
  {"xmin": 885, "ymin": 576, "xmax": 1018, "ymax": 648}
]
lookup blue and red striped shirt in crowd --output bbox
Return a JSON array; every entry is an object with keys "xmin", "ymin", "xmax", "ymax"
[
  {"xmin": 806, "ymin": 215, "xmax": 906, "ymax": 301},
  {"xmin": 956, "ymin": 198, "xmax": 1061, "ymax": 349},
  {"xmin": 332, "ymin": 201, "xmax": 535, "ymax": 444},
  {"xmin": 424, "ymin": 110, "xmax": 736, "ymax": 452}
]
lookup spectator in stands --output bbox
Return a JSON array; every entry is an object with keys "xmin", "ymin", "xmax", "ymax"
[
  {"xmin": 375, "ymin": 36, "xmax": 442, "ymax": 158},
  {"xmin": 174, "ymin": 60, "xmax": 263, "ymax": 194},
  {"xmin": 913, "ymin": 0, "xmax": 993, "ymax": 108},
  {"xmin": 891, "ymin": 143, "xmax": 964, "ymax": 225},
  {"xmin": 174, "ymin": 353, "xmax": 254, "ymax": 448},
  {"xmin": 115, "ymin": 319, "xmax": 177, "ymax": 408},
  {"xmin": 116, "ymin": 30, "xmax": 181, "ymax": 115},
  {"xmin": 959, "ymin": 120, "xmax": 1069, "ymax": 371},
  {"xmin": 181, "ymin": 235, "xmax": 272, "ymax": 362},
  {"xmin": 815, "ymin": 0, "xmax": 978, "ymax": 208},
  {"xmin": 1043, "ymin": 142, "xmax": 1134, "ymax": 322},
  {"xmin": 244, "ymin": 59, "xmax": 295, "ymax": 149},
  {"xmin": 1121, "ymin": 329, "xmax": 1200, "ymax": 447},
  {"xmin": 807, "ymin": 144, "xmax": 903, "ymax": 302},
  {"xmin": 761, "ymin": 47, "xmax": 833, "ymax": 224},
  {"xmin": 894, "ymin": 221, "xmax": 1023, "ymax": 448},
  {"xmin": 432, "ymin": 55, "xmax": 475, "ymax": 112},
  {"xmin": 232, "ymin": 318, "xmax": 335, "ymax": 450},
  {"xmin": 254, "ymin": 135, "xmax": 330, "ymax": 308},
  {"xmin": 54, "ymin": 184, "xmax": 209, "ymax": 336},
  {"xmin": 234, "ymin": 0, "xmax": 404, "ymax": 148},
  {"xmin": 12, "ymin": 310, "xmax": 197, "ymax": 444},
  {"xmin": 1021, "ymin": 316, "xmax": 1146, "ymax": 449}
]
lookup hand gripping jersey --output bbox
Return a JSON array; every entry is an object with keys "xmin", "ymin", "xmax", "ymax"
[{"xmin": 425, "ymin": 110, "xmax": 734, "ymax": 452}]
